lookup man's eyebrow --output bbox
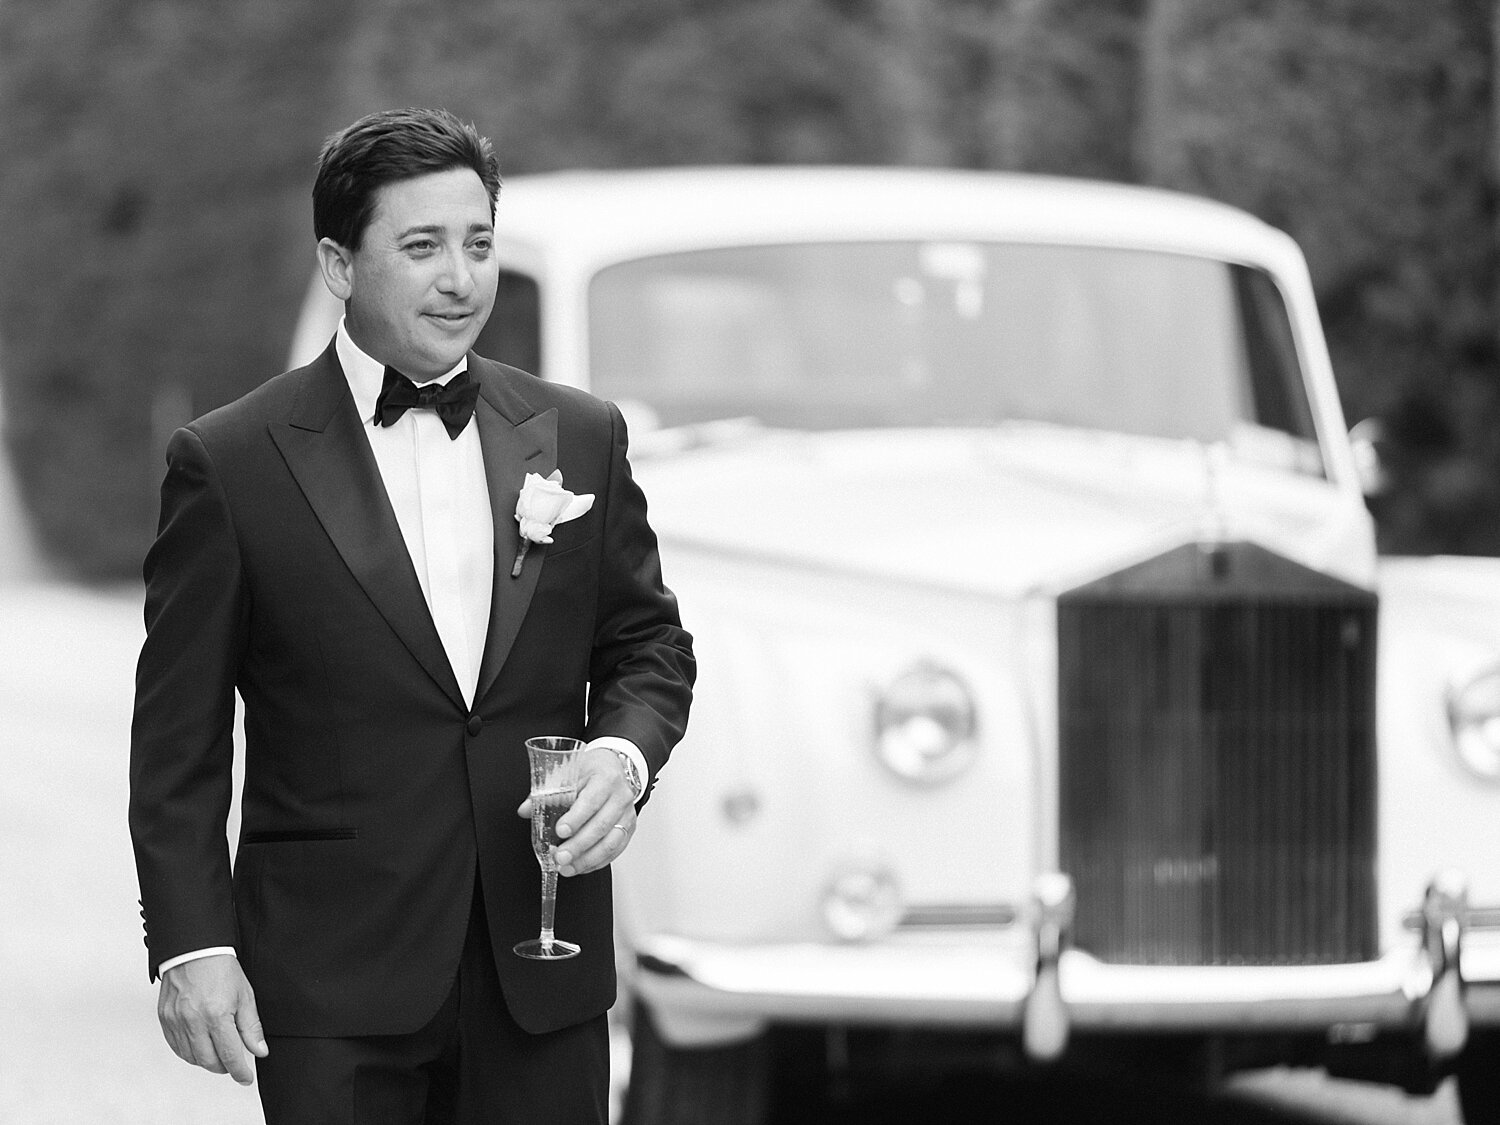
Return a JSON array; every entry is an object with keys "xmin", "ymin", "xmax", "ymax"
[{"xmin": 395, "ymin": 222, "xmax": 494, "ymax": 239}]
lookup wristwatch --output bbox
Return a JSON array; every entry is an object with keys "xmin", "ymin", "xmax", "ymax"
[{"xmin": 609, "ymin": 748, "xmax": 644, "ymax": 801}]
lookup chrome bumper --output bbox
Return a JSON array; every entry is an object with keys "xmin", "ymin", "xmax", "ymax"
[{"xmin": 633, "ymin": 873, "xmax": 1500, "ymax": 1054}]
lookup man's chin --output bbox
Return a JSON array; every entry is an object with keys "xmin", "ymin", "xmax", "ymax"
[
  {"xmin": 402, "ymin": 342, "xmax": 480, "ymax": 380},
  {"xmin": 426, "ymin": 326, "xmax": 486, "ymax": 363}
]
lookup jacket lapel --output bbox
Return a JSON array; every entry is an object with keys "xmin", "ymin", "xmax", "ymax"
[
  {"xmin": 471, "ymin": 358, "xmax": 556, "ymax": 706},
  {"xmin": 267, "ymin": 345, "xmax": 465, "ymax": 708}
]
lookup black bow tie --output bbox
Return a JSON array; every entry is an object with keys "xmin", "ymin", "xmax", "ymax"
[{"xmin": 374, "ymin": 367, "xmax": 479, "ymax": 439}]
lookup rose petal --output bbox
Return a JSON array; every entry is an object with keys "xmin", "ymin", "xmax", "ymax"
[
  {"xmin": 517, "ymin": 518, "xmax": 555, "ymax": 543},
  {"xmin": 556, "ymin": 494, "xmax": 595, "ymax": 524}
]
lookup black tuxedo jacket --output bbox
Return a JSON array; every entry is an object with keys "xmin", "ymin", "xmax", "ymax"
[{"xmin": 128, "ymin": 345, "xmax": 694, "ymax": 1038}]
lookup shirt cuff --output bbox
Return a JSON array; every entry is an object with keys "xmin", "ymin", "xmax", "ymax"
[
  {"xmin": 158, "ymin": 947, "xmax": 238, "ymax": 975},
  {"xmin": 586, "ymin": 736, "xmax": 648, "ymax": 802}
]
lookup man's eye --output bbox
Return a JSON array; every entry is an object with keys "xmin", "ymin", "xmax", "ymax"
[
  {"xmin": 469, "ymin": 239, "xmax": 493, "ymax": 255},
  {"xmin": 404, "ymin": 240, "xmax": 436, "ymax": 254}
]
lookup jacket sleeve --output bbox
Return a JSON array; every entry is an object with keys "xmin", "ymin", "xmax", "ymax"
[
  {"xmin": 128, "ymin": 425, "xmax": 249, "ymax": 979},
  {"xmin": 583, "ymin": 402, "xmax": 695, "ymax": 804}
]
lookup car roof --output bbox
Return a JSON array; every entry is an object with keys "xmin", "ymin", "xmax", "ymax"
[{"xmin": 492, "ymin": 166, "xmax": 1300, "ymax": 271}]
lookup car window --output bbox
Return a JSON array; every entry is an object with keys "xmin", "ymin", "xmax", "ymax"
[
  {"xmin": 475, "ymin": 268, "xmax": 542, "ymax": 377},
  {"xmin": 587, "ymin": 242, "xmax": 1325, "ymax": 476}
]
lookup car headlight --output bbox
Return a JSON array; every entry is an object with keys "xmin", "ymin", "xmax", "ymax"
[
  {"xmin": 1446, "ymin": 662, "xmax": 1500, "ymax": 782},
  {"xmin": 872, "ymin": 661, "xmax": 978, "ymax": 784}
]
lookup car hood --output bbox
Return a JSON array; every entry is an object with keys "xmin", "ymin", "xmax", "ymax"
[{"xmin": 632, "ymin": 426, "xmax": 1373, "ymax": 597}]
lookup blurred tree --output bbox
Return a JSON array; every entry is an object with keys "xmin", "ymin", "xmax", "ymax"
[
  {"xmin": 1134, "ymin": 0, "xmax": 1188, "ymax": 183},
  {"xmin": 1127, "ymin": 0, "xmax": 1499, "ymax": 553},
  {"xmin": 2, "ymin": 0, "xmax": 1499, "ymax": 571},
  {"xmin": 972, "ymin": 0, "xmax": 1139, "ymax": 178},
  {"xmin": 0, "ymin": 0, "xmax": 358, "ymax": 577},
  {"xmin": 866, "ymin": 0, "xmax": 957, "ymax": 165}
]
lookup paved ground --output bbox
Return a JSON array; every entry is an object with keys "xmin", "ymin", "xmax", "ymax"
[
  {"xmin": 0, "ymin": 578, "xmax": 1465, "ymax": 1123},
  {"xmin": 0, "ymin": 580, "xmax": 265, "ymax": 1123}
]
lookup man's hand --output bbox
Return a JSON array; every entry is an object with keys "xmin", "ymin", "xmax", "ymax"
[
  {"xmin": 516, "ymin": 746, "xmax": 637, "ymax": 877},
  {"xmin": 157, "ymin": 954, "xmax": 268, "ymax": 1085}
]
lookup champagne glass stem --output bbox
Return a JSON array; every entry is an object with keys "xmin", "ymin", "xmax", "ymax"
[{"xmin": 538, "ymin": 867, "xmax": 559, "ymax": 950}]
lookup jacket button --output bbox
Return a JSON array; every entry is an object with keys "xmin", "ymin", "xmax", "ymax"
[{"xmin": 467, "ymin": 716, "xmax": 483, "ymax": 737}]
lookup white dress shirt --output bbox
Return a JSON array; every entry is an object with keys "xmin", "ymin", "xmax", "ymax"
[
  {"xmin": 158, "ymin": 324, "xmax": 645, "ymax": 976},
  {"xmin": 338, "ymin": 320, "xmax": 494, "ymax": 706}
]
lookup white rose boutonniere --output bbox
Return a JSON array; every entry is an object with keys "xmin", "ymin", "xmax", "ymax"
[{"xmin": 511, "ymin": 470, "xmax": 594, "ymax": 577}]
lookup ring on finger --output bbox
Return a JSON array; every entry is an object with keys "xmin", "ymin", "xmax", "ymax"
[{"xmin": 612, "ymin": 823, "xmax": 629, "ymax": 834}]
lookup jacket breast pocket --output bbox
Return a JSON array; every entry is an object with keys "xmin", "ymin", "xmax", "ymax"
[
  {"xmin": 540, "ymin": 515, "xmax": 596, "ymax": 561},
  {"xmin": 542, "ymin": 534, "xmax": 596, "ymax": 565}
]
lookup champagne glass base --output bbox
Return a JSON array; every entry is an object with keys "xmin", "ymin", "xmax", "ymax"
[{"xmin": 514, "ymin": 937, "xmax": 581, "ymax": 960}]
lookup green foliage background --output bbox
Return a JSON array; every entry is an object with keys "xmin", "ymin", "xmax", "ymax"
[{"xmin": 1, "ymin": 0, "xmax": 1497, "ymax": 577}]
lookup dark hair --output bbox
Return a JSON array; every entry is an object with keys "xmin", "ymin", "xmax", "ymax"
[{"xmin": 313, "ymin": 107, "xmax": 502, "ymax": 251}]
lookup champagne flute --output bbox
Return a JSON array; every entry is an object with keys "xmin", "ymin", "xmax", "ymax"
[{"xmin": 514, "ymin": 736, "xmax": 585, "ymax": 960}]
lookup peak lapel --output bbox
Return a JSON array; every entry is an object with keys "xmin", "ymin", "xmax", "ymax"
[
  {"xmin": 268, "ymin": 348, "xmax": 465, "ymax": 709},
  {"xmin": 473, "ymin": 365, "xmax": 556, "ymax": 705}
]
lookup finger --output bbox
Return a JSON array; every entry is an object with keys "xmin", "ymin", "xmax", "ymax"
[
  {"xmin": 555, "ymin": 788, "xmax": 607, "ymax": 841},
  {"xmin": 557, "ymin": 764, "xmax": 634, "ymax": 840},
  {"xmin": 209, "ymin": 1016, "xmax": 256, "ymax": 1085},
  {"xmin": 161, "ymin": 990, "xmax": 230, "ymax": 1074},
  {"xmin": 159, "ymin": 993, "xmax": 190, "ymax": 1062},
  {"xmin": 160, "ymin": 1013, "xmax": 194, "ymax": 1065},
  {"xmin": 556, "ymin": 804, "xmax": 620, "ymax": 862},
  {"xmin": 559, "ymin": 816, "xmax": 634, "ymax": 876},
  {"xmin": 563, "ymin": 836, "xmax": 626, "ymax": 876},
  {"xmin": 237, "ymin": 994, "xmax": 270, "ymax": 1059},
  {"xmin": 516, "ymin": 796, "xmax": 533, "ymax": 818},
  {"xmin": 186, "ymin": 1020, "xmax": 231, "ymax": 1075}
]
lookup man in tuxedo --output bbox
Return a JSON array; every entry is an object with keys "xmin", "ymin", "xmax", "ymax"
[{"xmin": 128, "ymin": 107, "xmax": 694, "ymax": 1123}]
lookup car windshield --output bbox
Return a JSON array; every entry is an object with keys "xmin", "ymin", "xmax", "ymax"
[{"xmin": 588, "ymin": 241, "xmax": 1324, "ymax": 473}]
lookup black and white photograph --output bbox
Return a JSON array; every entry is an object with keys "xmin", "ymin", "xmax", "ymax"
[{"xmin": 2, "ymin": 3, "xmax": 1499, "ymax": 1123}]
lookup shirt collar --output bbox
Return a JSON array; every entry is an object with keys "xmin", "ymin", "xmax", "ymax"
[{"xmin": 335, "ymin": 318, "xmax": 469, "ymax": 428}]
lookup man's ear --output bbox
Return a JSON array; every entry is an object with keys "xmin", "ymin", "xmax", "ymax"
[{"xmin": 316, "ymin": 237, "xmax": 354, "ymax": 302}]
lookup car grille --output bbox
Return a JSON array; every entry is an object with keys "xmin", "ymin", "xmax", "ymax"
[{"xmin": 1057, "ymin": 541, "xmax": 1378, "ymax": 966}]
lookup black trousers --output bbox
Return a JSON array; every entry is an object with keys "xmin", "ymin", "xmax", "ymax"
[{"xmin": 255, "ymin": 881, "xmax": 610, "ymax": 1125}]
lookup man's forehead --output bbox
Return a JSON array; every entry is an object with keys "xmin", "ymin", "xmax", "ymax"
[{"xmin": 369, "ymin": 168, "xmax": 494, "ymax": 228}]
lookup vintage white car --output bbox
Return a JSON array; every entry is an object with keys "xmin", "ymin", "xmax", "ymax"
[{"xmin": 291, "ymin": 167, "xmax": 1500, "ymax": 1122}]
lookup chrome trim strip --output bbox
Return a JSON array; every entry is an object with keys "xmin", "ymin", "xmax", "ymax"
[
  {"xmin": 899, "ymin": 903, "xmax": 1019, "ymax": 929},
  {"xmin": 1471, "ymin": 907, "xmax": 1500, "ymax": 930},
  {"xmin": 1403, "ymin": 904, "xmax": 1500, "ymax": 932}
]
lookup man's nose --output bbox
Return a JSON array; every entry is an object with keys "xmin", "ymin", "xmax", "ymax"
[{"xmin": 436, "ymin": 249, "xmax": 476, "ymax": 297}]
